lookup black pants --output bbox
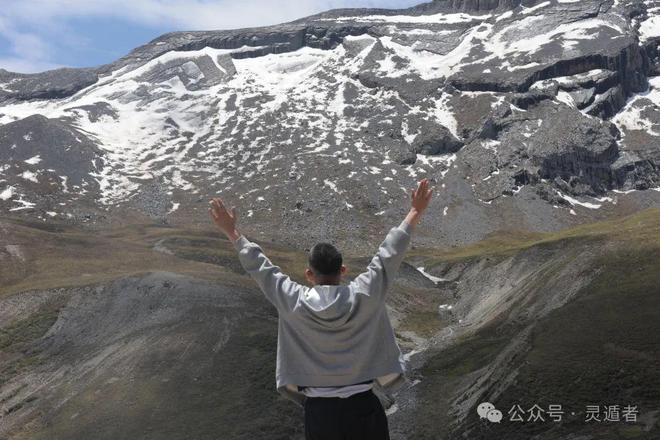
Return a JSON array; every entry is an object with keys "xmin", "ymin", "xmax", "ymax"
[{"xmin": 303, "ymin": 390, "xmax": 390, "ymax": 440}]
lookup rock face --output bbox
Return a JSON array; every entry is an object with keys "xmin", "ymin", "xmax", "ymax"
[
  {"xmin": 136, "ymin": 53, "xmax": 237, "ymax": 91},
  {"xmin": 428, "ymin": 0, "xmax": 528, "ymax": 11},
  {"xmin": 0, "ymin": 271, "xmax": 302, "ymax": 440},
  {"xmin": 0, "ymin": 115, "xmax": 104, "ymax": 185},
  {"xmin": 0, "ymin": 0, "xmax": 659, "ymax": 247},
  {"xmin": 529, "ymin": 104, "xmax": 620, "ymax": 193},
  {"xmin": 462, "ymin": 99, "xmax": 625, "ymax": 198},
  {"xmin": 0, "ymin": 115, "xmax": 105, "ymax": 218},
  {"xmin": 0, "ymin": 68, "xmax": 98, "ymax": 102},
  {"xmin": 411, "ymin": 122, "xmax": 464, "ymax": 155}
]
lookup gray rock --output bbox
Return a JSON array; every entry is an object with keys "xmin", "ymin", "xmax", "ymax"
[
  {"xmin": 0, "ymin": 114, "xmax": 104, "ymax": 187},
  {"xmin": 0, "ymin": 68, "xmax": 98, "ymax": 103},
  {"xmin": 411, "ymin": 124, "xmax": 463, "ymax": 155},
  {"xmin": 136, "ymin": 54, "xmax": 235, "ymax": 90},
  {"xmin": 569, "ymin": 87, "xmax": 596, "ymax": 109},
  {"xmin": 518, "ymin": 101, "xmax": 620, "ymax": 194},
  {"xmin": 64, "ymin": 102, "xmax": 119, "ymax": 123}
]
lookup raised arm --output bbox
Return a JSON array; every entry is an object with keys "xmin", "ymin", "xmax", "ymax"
[
  {"xmin": 209, "ymin": 197, "xmax": 305, "ymax": 313},
  {"xmin": 349, "ymin": 178, "xmax": 433, "ymax": 300}
]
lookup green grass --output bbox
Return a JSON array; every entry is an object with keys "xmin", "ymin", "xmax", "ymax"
[
  {"xmin": 28, "ymin": 300, "xmax": 303, "ymax": 440},
  {"xmin": 5, "ymin": 207, "xmax": 658, "ymax": 300},
  {"xmin": 423, "ymin": 329, "xmax": 511, "ymax": 379},
  {"xmin": 400, "ymin": 309, "xmax": 446, "ymax": 338},
  {"xmin": 0, "ymin": 300, "xmax": 63, "ymax": 387},
  {"xmin": 409, "ymin": 209, "xmax": 660, "ymax": 439},
  {"xmin": 471, "ymin": 247, "xmax": 660, "ymax": 439},
  {"xmin": 0, "ymin": 306, "xmax": 60, "ymax": 351},
  {"xmin": 0, "ymin": 220, "xmax": 252, "ymax": 298},
  {"xmin": 409, "ymin": 207, "xmax": 660, "ymax": 266}
]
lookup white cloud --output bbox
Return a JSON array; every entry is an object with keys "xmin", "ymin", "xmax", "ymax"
[
  {"xmin": 0, "ymin": 15, "xmax": 62, "ymax": 73},
  {"xmin": 4, "ymin": 0, "xmax": 419, "ymax": 30},
  {"xmin": 0, "ymin": 0, "xmax": 419, "ymax": 73},
  {"xmin": 0, "ymin": 57, "xmax": 63, "ymax": 73},
  {"xmin": 8, "ymin": 32, "xmax": 50, "ymax": 59}
]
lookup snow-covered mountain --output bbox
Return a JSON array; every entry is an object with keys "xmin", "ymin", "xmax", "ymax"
[
  {"xmin": 2, "ymin": 2, "xmax": 660, "ymax": 439},
  {"xmin": 1, "ymin": 0, "xmax": 659, "ymax": 249}
]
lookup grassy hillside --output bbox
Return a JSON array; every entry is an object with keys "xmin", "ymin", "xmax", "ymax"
[
  {"xmin": 408, "ymin": 208, "xmax": 660, "ymax": 439},
  {"xmin": 1, "ymin": 208, "xmax": 659, "ymax": 439}
]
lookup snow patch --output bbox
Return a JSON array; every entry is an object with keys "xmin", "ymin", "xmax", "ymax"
[
  {"xmin": 318, "ymin": 12, "xmax": 491, "ymax": 24},
  {"xmin": 24, "ymin": 155, "xmax": 42, "ymax": 165},
  {"xmin": 639, "ymin": 14, "xmax": 660, "ymax": 42},
  {"xmin": 417, "ymin": 266, "xmax": 446, "ymax": 284},
  {"xmin": 20, "ymin": 171, "xmax": 39, "ymax": 183},
  {"xmin": 0, "ymin": 186, "xmax": 15, "ymax": 200},
  {"xmin": 555, "ymin": 190, "xmax": 603, "ymax": 209},
  {"xmin": 323, "ymin": 179, "xmax": 340, "ymax": 193}
]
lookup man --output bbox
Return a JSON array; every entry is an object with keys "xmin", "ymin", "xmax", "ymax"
[{"xmin": 209, "ymin": 178, "xmax": 433, "ymax": 440}]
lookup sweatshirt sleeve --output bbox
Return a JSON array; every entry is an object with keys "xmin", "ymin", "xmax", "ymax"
[
  {"xmin": 348, "ymin": 219, "xmax": 413, "ymax": 301},
  {"xmin": 232, "ymin": 235, "xmax": 306, "ymax": 314}
]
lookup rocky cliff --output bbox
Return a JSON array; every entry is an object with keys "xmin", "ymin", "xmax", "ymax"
[{"xmin": 0, "ymin": 0, "xmax": 659, "ymax": 251}]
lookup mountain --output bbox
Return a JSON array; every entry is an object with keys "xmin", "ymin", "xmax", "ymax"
[
  {"xmin": 1, "ymin": 0, "xmax": 660, "ymax": 438},
  {"xmin": 0, "ymin": 0, "xmax": 658, "ymax": 250}
]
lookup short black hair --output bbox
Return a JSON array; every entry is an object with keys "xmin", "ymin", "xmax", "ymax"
[{"xmin": 308, "ymin": 242, "xmax": 342, "ymax": 276}]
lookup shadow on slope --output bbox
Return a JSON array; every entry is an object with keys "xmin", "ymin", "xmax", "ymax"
[{"xmin": 403, "ymin": 208, "xmax": 660, "ymax": 439}]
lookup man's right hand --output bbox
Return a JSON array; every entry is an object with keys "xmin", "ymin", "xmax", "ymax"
[{"xmin": 209, "ymin": 197, "xmax": 241, "ymax": 243}]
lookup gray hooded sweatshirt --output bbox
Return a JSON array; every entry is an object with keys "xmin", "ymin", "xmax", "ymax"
[{"xmin": 232, "ymin": 219, "xmax": 413, "ymax": 406}]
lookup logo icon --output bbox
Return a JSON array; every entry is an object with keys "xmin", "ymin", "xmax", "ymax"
[{"xmin": 477, "ymin": 402, "xmax": 503, "ymax": 423}]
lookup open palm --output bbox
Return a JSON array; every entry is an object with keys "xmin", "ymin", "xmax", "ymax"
[
  {"xmin": 411, "ymin": 178, "xmax": 433, "ymax": 213},
  {"xmin": 209, "ymin": 197, "xmax": 238, "ymax": 236}
]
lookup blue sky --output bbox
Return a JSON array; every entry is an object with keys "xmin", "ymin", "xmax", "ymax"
[{"xmin": 0, "ymin": 0, "xmax": 422, "ymax": 73}]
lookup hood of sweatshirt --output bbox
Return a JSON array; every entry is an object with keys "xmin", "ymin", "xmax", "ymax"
[{"xmin": 299, "ymin": 284, "xmax": 353, "ymax": 326}]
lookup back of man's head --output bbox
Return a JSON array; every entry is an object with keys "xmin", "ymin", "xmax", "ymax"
[{"xmin": 308, "ymin": 242, "xmax": 342, "ymax": 276}]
